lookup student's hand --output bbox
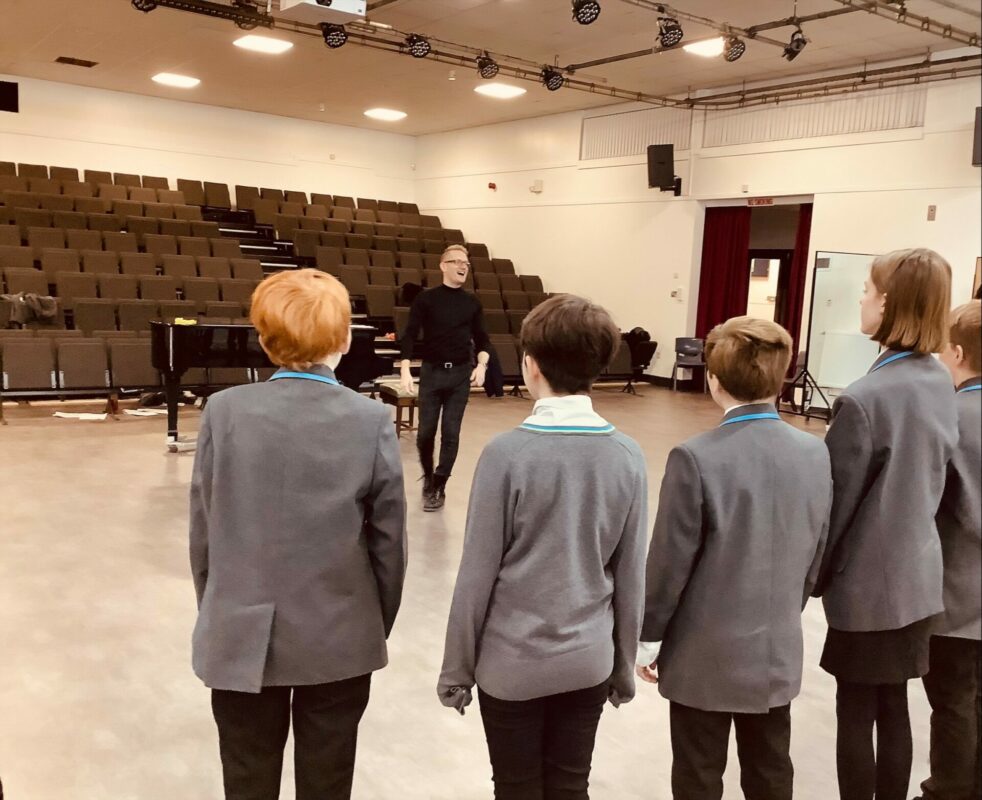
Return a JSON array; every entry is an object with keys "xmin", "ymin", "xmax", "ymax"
[
  {"xmin": 400, "ymin": 367, "xmax": 416, "ymax": 396},
  {"xmin": 636, "ymin": 661, "xmax": 659, "ymax": 685},
  {"xmin": 471, "ymin": 363, "xmax": 487, "ymax": 388}
]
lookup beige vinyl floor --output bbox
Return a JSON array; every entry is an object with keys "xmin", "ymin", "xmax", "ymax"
[{"xmin": 0, "ymin": 386, "xmax": 930, "ymax": 799}]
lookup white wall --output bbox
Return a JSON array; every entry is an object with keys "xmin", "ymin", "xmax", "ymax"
[
  {"xmin": 416, "ymin": 77, "xmax": 982, "ymax": 377},
  {"xmin": 0, "ymin": 75, "xmax": 417, "ymax": 203}
]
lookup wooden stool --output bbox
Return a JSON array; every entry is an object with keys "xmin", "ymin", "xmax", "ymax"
[{"xmin": 378, "ymin": 382, "xmax": 417, "ymax": 438}]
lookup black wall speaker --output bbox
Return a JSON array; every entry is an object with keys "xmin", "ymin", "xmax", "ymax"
[
  {"xmin": 973, "ymin": 106, "xmax": 981, "ymax": 167},
  {"xmin": 647, "ymin": 144, "xmax": 675, "ymax": 190},
  {"xmin": 0, "ymin": 81, "xmax": 19, "ymax": 114}
]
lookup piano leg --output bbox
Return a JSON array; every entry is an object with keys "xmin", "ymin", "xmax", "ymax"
[{"xmin": 164, "ymin": 374, "xmax": 181, "ymax": 448}]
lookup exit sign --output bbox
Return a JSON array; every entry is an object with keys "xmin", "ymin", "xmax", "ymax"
[{"xmin": 748, "ymin": 197, "xmax": 774, "ymax": 206}]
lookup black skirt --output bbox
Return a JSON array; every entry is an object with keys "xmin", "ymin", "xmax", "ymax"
[{"xmin": 820, "ymin": 616, "xmax": 937, "ymax": 684}]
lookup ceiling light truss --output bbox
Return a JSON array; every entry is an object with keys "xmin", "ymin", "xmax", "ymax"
[
  {"xmin": 137, "ymin": 2, "xmax": 980, "ymax": 112},
  {"xmin": 831, "ymin": 0, "xmax": 980, "ymax": 47},
  {"xmin": 133, "ymin": 0, "xmax": 273, "ymax": 28}
]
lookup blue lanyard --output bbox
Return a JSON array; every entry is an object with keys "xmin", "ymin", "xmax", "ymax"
[
  {"xmin": 719, "ymin": 412, "xmax": 781, "ymax": 427},
  {"xmin": 269, "ymin": 371, "xmax": 340, "ymax": 387},
  {"xmin": 871, "ymin": 351, "xmax": 914, "ymax": 372},
  {"xmin": 958, "ymin": 384, "xmax": 982, "ymax": 394}
]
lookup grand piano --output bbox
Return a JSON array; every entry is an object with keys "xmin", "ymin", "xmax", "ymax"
[{"xmin": 151, "ymin": 321, "xmax": 397, "ymax": 451}]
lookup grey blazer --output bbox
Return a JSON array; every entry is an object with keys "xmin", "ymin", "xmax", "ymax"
[
  {"xmin": 642, "ymin": 403, "xmax": 832, "ymax": 714},
  {"xmin": 190, "ymin": 364, "xmax": 408, "ymax": 693},
  {"xmin": 815, "ymin": 350, "xmax": 958, "ymax": 632},
  {"xmin": 936, "ymin": 377, "xmax": 981, "ymax": 640}
]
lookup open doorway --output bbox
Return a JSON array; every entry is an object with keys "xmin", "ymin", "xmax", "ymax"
[{"xmin": 696, "ymin": 201, "xmax": 812, "ymax": 359}]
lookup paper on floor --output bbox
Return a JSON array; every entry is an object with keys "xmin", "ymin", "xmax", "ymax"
[
  {"xmin": 124, "ymin": 409, "xmax": 168, "ymax": 417},
  {"xmin": 52, "ymin": 412, "xmax": 108, "ymax": 421}
]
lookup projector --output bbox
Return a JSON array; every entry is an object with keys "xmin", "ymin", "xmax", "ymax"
[{"xmin": 276, "ymin": 0, "xmax": 367, "ymax": 25}]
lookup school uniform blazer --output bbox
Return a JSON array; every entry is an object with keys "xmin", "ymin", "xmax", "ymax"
[
  {"xmin": 936, "ymin": 377, "xmax": 981, "ymax": 640},
  {"xmin": 189, "ymin": 364, "xmax": 408, "ymax": 694},
  {"xmin": 642, "ymin": 403, "xmax": 832, "ymax": 714},
  {"xmin": 814, "ymin": 350, "xmax": 958, "ymax": 633}
]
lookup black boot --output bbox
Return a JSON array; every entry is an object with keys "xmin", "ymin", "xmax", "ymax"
[
  {"xmin": 421, "ymin": 473, "xmax": 434, "ymax": 499},
  {"xmin": 424, "ymin": 475, "xmax": 447, "ymax": 512}
]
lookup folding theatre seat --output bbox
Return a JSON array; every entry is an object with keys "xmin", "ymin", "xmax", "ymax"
[
  {"xmin": 109, "ymin": 339, "xmax": 159, "ymax": 391},
  {"xmin": 178, "ymin": 236, "xmax": 211, "ymax": 259},
  {"xmin": 142, "ymin": 175, "xmax": 169, "ymax": 190},
  {"xmin": 49, "ymin": 166, "xmax": 79, "ymax": 182},
  {"xmin": 422, "ymin": 269, "xmax": 442, "ymax": 288},
  {"xmin": 157, "ymin": 190, "xmax": 185, "ymax": 206},
  {"xmin": 86, "ymin": 213, "xmax": 122, "ymax": 233},
  {"xmin": 315, "ymin": 247, "xmax": 342, "ymax": 274},
  {"xmin": 1, "ymin": 338, "xmax": 56, "ymax": 392},
  {"xmin": 343, "ymin": 249, "xmax": 369, "ymax": 267},
  {"xmin": 139, "ymin": 276, "xmax": 179, "ymax": 302},
  {"xmin": 197, "ymin": 257, "xmax": 232, "ymax": 280},
  {"xmin": 0, "ymin": 225, "xmax": 19, "ymax": 247},
  {"xmin": 373, "ymin": 236, "xmax": 398, "ymax": 254},
  {"xmin": 368, "ymin": 266, "xmax": 395, "ymax": 286},
  {"xmin": 235, "ymin": 185, "xmax": 260, "ymax": 212},
  {"xmin": 41, "ymin": 249, "xmax": 81, "ymax": 281},
  {"xmin": 114, "ymin": 173, "xmax": 142, "ymax": 188},
  {"xmin": 521, "ymin": 275, "xmax": 544, "ymax": 293},
  {"xmin": 397, "ymin": 238, "xmax": 422, "ymax": 256},
  {"xmin": 126, "ymin": 216, "xmax": 159, "ymax": 246},
  {"xmin": 275, "ymin": 215, "xmax": 301, "ymax": 240},
  {"xmin": 333, "ymin": 195, "xmax": 356, "ymax": 210},
  {"xmin": 365, "ymin": 286, "xmax": 395, "ymax": 320},
  {"xmin": 182, "ymin": 278, "xmax": 221, "ymax": 312},
  {"xmin": 161, "ymin": 255, "xmax": 198, "ymax": 279},
  {"xmin": 219, "ymin": 279, "xmax": 258, "ymax": 307},
  {"xmin": 113, "ymin": 200, "xmax": 143, "ymax": 219},
  {"xmin": 260, "ymin": 187, "xmax": 283, "ymax": 202},
  {"xmin": 75, "ymin": 197, "xmax": 111, "ymax": 214},
  {"xmin": 84, "ymin": 170, "xmax": 112, "ymax": 186},
  {"xmin": 230, "ymin": 259, "xmax": 263, "ymax": 281},
  {"xmin": 331, "ymin": 207, "xmax": 355, "ymax": 224},
  {"xmin": 338, "ymin": 266, "xmax": 369, "ymax": 296},
  {"xmin": 400, "ymin": 202, "xmax": 421, "ymax": 215},
  {"xmin": 191, "ymin": 221, "xmax": 220, "ymax": 238},
  {"xmin": 205, "ymin": 301, "xmax": 245, "ymax": 319},
  {"xmin": 28, "ymin": 227, "xmax": 65, "ymax": 258},
  {"xmin": 0, "ymin": 247, "xmax": 36, "ymax": 271},
  {"xmin": 61, "ymin": 182, "xmax": 94, "ymax": 199},
  {"xmin": 159, "ymin": 219, "xmax": 191, "ymax": 238},
  {"xmin": 0, "ymin": 161, "xmax": 16, "ymax": 176},
  {"xmin": 325, "ymin": 219, "xmax": 350, "ymax": 235},
  {"xmin": 74, "ymin": 300, "xmax": 117, "ymax": 336},
  {"xmin": 305, "ymin": 204, "xmax": 329, "ymax": 220},
  {"xmin": 173, "ymin": 204, "xmax": 202, "ymax": 222},
  {"xmin": 293, "ymin": 231, "xmax": 321, "ymax": 260},
  {"xmin": 33, "ymin": 180, "xmax": 65, "ymax": 198},
  {"xmin": 203, "ymin": 182, "xmax": 232, "ymax": 210},
  {"xmin": 369, "ymin": 251, "xmax": 396, "ymax": 270},
  {"xmin": 398, "ymin": 253, "xmax": 423, "ymax": 271},
  {"xmin": 119, "ymin": 253, "xmax": 156, "ymax": 277},
  {"xmin": 55, "ymin": 272, "xmax": 98, "ymax": 310},
  {"xmin": 492, "ymin": 258, "xmax": 516, "ymax": 275},
  {"xmin": 159, "ymin": 300, "xmax": 198, "ymax": 320},
  {"xmin": 4, "ymin": 268, "xmax": 47, "ymax": 295},
  {"xmin": 475, "ymin": 273, "xmax": 500, "ymax": 292},
  {"xmin": 280, "ymin": 201, "xmax": 304, "ymax": 218},
  {"xmin": 311, "ymin": 193, "xmax": 333, "ymax": 208},
  {"xmin": 17, "ymin": 164, "xmax": 48, "ymax": 179},
  {"xmin": 144, "ymin": 234, "xmax": 178, "ymax": 267},
  {"xmin": 143, "ymin": 202, "xmax": 174, "ymax": 220},
  {"xmin": 98, "ymin": 274, "xmax": 139, "ymax": 301},
  {"xmin": 177, "ymin": 179, "xmax": 206, "ymax": 207},
  {"xmin": 477, "ymin": 290, "xmax": 504, "ymax": 311},
  {"xmin": 117, "ymin": 300, "xmax": 159, "ymax": 332},
  {"xmin": 498, "ymin": 276, "xmax": 522, "ymax": 296},
  {"xmin": 52, "ymin": 211, "xmax": 87, "ymax": 230},
  {"xmin": 484, "ymin": 309, "xmax": 509, "ymax": 336},
  {"xmin": 395, "ymin": 267, "xmax": 422, "ymax": 287},
  {"xmin": 103, "ymin": 232, "xmax": 139, "ymax": 255},
  {"xmin": 507, "ymin": 310, "xmax": 528, "ymax": 335},
  {"xmin": 356, "ymin": 198, "xmax": 379, "ymax": 212},
  {"xmin": 528, "ymin": 292, "xmax": 548, "ymax": 308},
  {"xmin": 469, "ymin": 243, "xmax": 491, "ymax": 259},
  {"xmin": 211, "ymin": 240, "xmax": 242, "ymax": 259},
  {"xmin": 503, "ymin": 291, "xmax": 531, "ymax": 311},
  {"xmin": 377, "ymin": 200, "xmax": 399, "ymax": 213},
  {"xmin": 284, "ymin": 190, "xmax": 308, "ymax": 205},
  {"xmin": 128, "ymin": 187, "xmax": 157, "ymax": 203},
  {"xmin": 81, "ymin": 251, "xmax": 119, "ymax": 275},
  {"xmin": 98, "ymin": 184, "xmax": 128, "ymax": 201},
  {"xmin": 351, "ymin": 222, "xmax": 374, "ymax": 238}
]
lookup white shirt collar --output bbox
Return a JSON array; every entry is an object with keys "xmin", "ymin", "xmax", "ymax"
[
  {"xmin": 723, "ymin": 402, "xmax": 754, "ymax": 416},
  {"xmin": 521, "ymin": 395, "xmax": 613, "ymax": 433}
]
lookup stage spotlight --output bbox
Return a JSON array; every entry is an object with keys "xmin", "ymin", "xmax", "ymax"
[
  {"xmin": 406, "ymin": 34, "xmax": 431, "ymax": 59},
  {"xmin": 131, "ymin": 0, "xmax": 158, "ymax": 11},
  {"xmin": 572, "ymin": 0, "xmax": 601, "ymax": 25},
  {"xmin": 477, "ymin": 54, "xmax": 500, "ymax": 80},
  {"xmin": 658, "ymin": 17, "xmax": 684, "ymax": 48},
  {"xmin": 541, "ymin": 68, "xmax": 565, "ymax": 91},
  {"xmin": 321, "ymin": 23, "xmax": 348, "ymax": 49},
  {"xmin": 783, "ymin": 28, "xmax": 807, "ymax": 61},
  {"xmin": 723, "ymin": 36, "xmax": 746, "ymax": 62}
]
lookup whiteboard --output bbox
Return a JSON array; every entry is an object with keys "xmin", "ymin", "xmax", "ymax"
[{"xmin": 807, "ymin": 251, "xmax": 881, "ymax": 401}]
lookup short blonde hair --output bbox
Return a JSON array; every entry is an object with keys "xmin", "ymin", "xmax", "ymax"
[
  {"xmin": 705, "ymin": 316, "xmax": 793, "ymax": 402},
  {"xmin": 250, "ymin": 269, "xmax": 350, "ymax": 370},
  {"xmin": 441, "ymin": 244, "xmax": 469, "ymax": 261},
  {"xmin": 870, "ymin": 248, "xmax": 951, "ymax": 354},
  {"xmin": 949, "ymin": 300, "xmax": 981, "ymax": 374}
]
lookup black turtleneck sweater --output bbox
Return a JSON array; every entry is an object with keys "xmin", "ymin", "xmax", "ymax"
[{"xmin": 399, "ymin": 284, "xmax": 491, "ymax": 365}]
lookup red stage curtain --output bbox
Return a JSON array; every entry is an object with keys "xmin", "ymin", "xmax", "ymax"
[
  {"xmin": 695, "ymin": 206, "xmax": 752, "ymax": 338},
  {"xmin": 778, "ymin": 203, "xmax": 813, "ymax": 362}
]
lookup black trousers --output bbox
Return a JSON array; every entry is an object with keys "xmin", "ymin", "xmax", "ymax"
[
  {"xmin": 920, "ymin": 635, "xmax": 982, "ymax": 800},
  {"xmin": 669, "ymin": 702, "xmax": 793, "ymax": 800},
  {"xmin": 478, "ymin": 682, "xmax": 608, "ymax": 800},
  {"xmin": 211, "ymin": 674, "xmax": 371, "ymax": 800},
  {"xmin": 416, "ymin": 362, "xmax": 471, "ymax": 479},
  {"xmin": 835, "ymin": 680, "xmax": 912, "ymax": 800}
]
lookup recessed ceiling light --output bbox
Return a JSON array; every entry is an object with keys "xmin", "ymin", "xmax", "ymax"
[
  {"xmin": 152, "ymin": 72, "xmax": 201, "ymax": 88},
  {"xmin": 683, "ymin": 37, "xmax": 725, "ymax": 57},
  {"xmin": 474, "ymin": 83, "xmax": 527, "ymax": 100},
  {"xmin": 233, "ymin": 34, "xmax": 294, "ymax": 55},
  {"xmin": 364, "ymin": 108, "xmax": 407, "ymax": 122}
]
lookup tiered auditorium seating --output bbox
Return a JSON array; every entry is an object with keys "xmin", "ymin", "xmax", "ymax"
[{"xmin": 2, "ymin": 159, "xmax": 567, "ymax": 397}]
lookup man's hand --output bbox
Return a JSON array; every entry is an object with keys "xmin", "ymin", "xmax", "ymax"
[
  {"xmin": 471, "ymin": 363, "xmax": 487, "ymax": 388},
  {"xmin": 636, "ymin": 661, "xmax": 659, "ymax": 685},
  {"xmin": 400, "ymin": 365, "xmax": 416, "ymax": 396}
]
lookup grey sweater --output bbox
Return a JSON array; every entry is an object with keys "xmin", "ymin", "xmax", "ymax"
[{"xmin": 438, "ymin": 425, "xmax": 648, "ymax": 708}]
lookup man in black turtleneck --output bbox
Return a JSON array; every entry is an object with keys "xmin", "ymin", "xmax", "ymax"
[{"xmin": 399, "ymin": 245, "xmax": 491, "ymax": 511}]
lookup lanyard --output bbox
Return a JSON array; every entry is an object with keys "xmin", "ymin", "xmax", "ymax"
[
  {"xmin": 958, "ymin": 384, "xmax": 982, "ymax": 394},
  {"xmin": 269, "ymin": 371, "xmax": 340, "ymax": 387},
  {"xmin": 719, "ymin": 412, "xmax": 781, "ymax": 427},
  {"xmin": 871, "ymin": 351, "xmax": 914, "ymax": 372}
]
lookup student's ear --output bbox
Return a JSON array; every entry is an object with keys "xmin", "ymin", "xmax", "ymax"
[
  {"xmin": 952, "ymin": 343, "xmax": 965, "ymax": 366},
  {"xmin": 341, "ymin": 328, "xmax": 352, "ymax": 355}
]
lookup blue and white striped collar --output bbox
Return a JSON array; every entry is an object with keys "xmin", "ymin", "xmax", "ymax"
[{"xmin": 520, "ymin": 395, "xmax": 615, "ymax": 435}]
